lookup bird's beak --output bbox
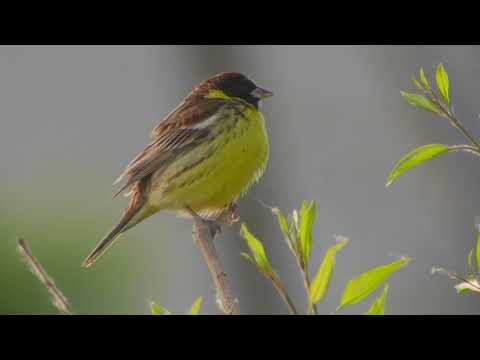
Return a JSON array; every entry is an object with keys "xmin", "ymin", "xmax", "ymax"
[{"xmin": 251, "ymin": 86, "xmax": 274, "ymax": 99}]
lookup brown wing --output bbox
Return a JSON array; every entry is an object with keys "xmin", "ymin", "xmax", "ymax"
[
  {"xmin": 113, "ymin": 98, "xmax": 227, "ymax": 198},
  {"xmin": 151, "ymin": 97, "xmax": 226, "ymax": 136}
]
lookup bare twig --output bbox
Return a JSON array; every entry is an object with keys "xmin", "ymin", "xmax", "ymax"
[
  {"xmin": 17, "ymin": 238, "xmax": 73, "ymax": 315},
  {"xmin": 188, "ymin": 207, "xmax": 239, "ymax": 315}
]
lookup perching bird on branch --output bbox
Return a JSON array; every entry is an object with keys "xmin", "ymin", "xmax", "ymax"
[{"xmin": 82, "ymin": 72, "xmax": 273, "ymax": 268}]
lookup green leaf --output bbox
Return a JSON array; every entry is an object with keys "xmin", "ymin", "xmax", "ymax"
[
  {"xmin": 386, "ymin": 144, "xmax": 450, "ymax": 187},
  {"xmin": 419, "ymin": 67, "xmax": 430, "ymax": 90},
  {"xmin": 400, "ymin": 91, "xmax": 441, "ymax": 114},
  {"xmin": 309, "ymin": 236, "xmax": 349, "ymax": 305},
  {"xmin": 289, "ymin": 223, "xmax": 299, "ymax": 254},
  {"xmin": 272, "ymin": 207, "xmax": 290, "ymax": 238},
  {"xmin": 241, "ymin": 223, "xmax": 274, "ymax": 275},
  {"xmin": 455, "ymin": 278, "xmax": 480, "ymax": 294},
  {"xmin": 411, "ymin": 76, "xmax": 423, "ymax": 91},
  {"xmin": 292, "ymin": 209, "xmax": 299, "ymax": 232},
  {"xmin": 150, "ymin": 301, "xmax": 170, "ymax": 315},
  {"xmin": 299, "ymin": 200, "xmax": 317, "ymax": 265},
  {"xmin": 365, "ymin": 284, "xmax": 389, "ymax": 315},
  {"xmin": 188, "ymin": 296, "xmax": 204, "ymax": 315},
  {"xmin": 272, "ymin": 207, "xmax": 296, "ymax": 252},
  {"xmin": 436, "ymin": 63, "xmax": 450, "ymax": 106},
  {"xmin": 456, "ymin": 287, "xmax": 472, "ymax": 294},
  {"xmin": 337, "ymin": 257, "xmax": 411, "ymax": 312},
  {"xmin": 467, "ymin": 248, "xmax": 475, "ymax": 276}
]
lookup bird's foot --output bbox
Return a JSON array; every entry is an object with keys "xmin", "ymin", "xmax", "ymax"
[{"xmin": 216, "ymin": 203, "xmax": 240, "ymax": 225}]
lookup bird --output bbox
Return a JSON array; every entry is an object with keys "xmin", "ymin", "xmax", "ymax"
[{"xmin": 82, "ymin": 72, "xmax": 273, "ymax": 268}]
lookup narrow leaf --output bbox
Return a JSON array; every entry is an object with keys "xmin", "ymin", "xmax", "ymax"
[
  {"xmin": 241, "ymin": 223, "xmax": 274, "ymax": 275},
  {"xmin": 436, "ymin": 63, "xmax": 450, "ymax": 105},
  {"xmin": 467, "ymin": 248, "xmax": 475, "ymax": 276},
  {"xmin": 150, "ymin": 301, "xmax": 170, "ymax": 315},
  {"xmin": 272, "ymin": 207, "xmax": 290, "ymax": 239},
  {"xmin": 272, "ymin": 207, "xmax": 296, "ymax": 253},
  {"xmin": 365, "ymin": 283, "xmax": 389, "ymax": 315},
  {"xmin": 292, "ymin": 209, "xmax": 299, "ymax": 232},
  {"xmin": 337, "ymin": 257, "xmax": 411, "ymax": 312},
  {"xmin": 241, "ymin": 252, "xmax": 254, "ymax": 263},
  {"xmin": 289, "ymin": 223, "xmax": 299, "ymax": 255},
  {"xmin": 419, "ymin": 67, "xmax": 430, "ymax": 90},
  {"xmin": 188, "ymin": 296, "xmax": 204, "ymax": 315},
  {"xmin": 310, "ymin": 236, "xmax": 349, "ymax": 305},
  {"xmin": 386, "ymin": 144, "xmax": 450, "ymax": 187},
  {"xmin": 299, "ymin": 200, "xmax": 317, "ymax": 265},
  {"xmin": 412, "ymin": 76, "xmax": 423, "ymax": 91},
  {"xmin": 400, "ymin": 91, "xmax": 441, "ymax": 114}
]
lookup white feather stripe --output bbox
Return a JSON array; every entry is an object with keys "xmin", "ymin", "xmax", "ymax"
[{"xmin": 190, "ymin": 113, "xmax": 221, "ymax": 129}]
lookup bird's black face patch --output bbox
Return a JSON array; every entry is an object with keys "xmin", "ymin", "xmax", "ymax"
[{"xmin": 215, "ymin": 73, "xmax": 259, "ymax": 107}]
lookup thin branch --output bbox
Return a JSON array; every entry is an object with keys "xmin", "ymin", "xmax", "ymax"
[
  {"xmin": 188, "ymin": 207, "xmax": 239, "ymax": 315},
  {"xmin": 278, "ymin": 225, "xmax": 318, "ymax": 315},
  {"xmin": 302, "ymin": 269, "xmax": 318, "ymax": 315},
  {"xmin": 248, "ymin": 261, "xmax": 298, "ymax": 315},
  {"xmin": 449, "ymin": 145, "xmax": 480, "ymax": 156},
  {"xmin": 269, "ymin": 274, "xmax": 298, "ymax": 315},
  {"xmin": 296, "ymin": 258, "xmax": 318, "ymax": 315},
  {"xmin": 17, "ymin": 238, "xmax": 73, "ymax": 315},
  {"xmin": 424, "ymin": 87, "xmax": 480, "ymax": 152}
]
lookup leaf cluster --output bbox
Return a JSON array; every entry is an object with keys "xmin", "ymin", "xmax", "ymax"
[
  {"xmin": 240, "ymin": 201, "xmax": 410, "ymax": 315},
  {"xmin": 388, "ymin": 64, "xmax": 480, "ymax": 187}
]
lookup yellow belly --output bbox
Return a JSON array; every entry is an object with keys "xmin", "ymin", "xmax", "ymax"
[{"xmin": 148, "ymin": 104, "xmax": 270, "ymax": 217}]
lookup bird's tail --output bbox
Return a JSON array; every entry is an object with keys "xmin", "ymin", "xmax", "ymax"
[{"xmin": 82, "ymin": 182, "xmax": 148, "ymax": 268}]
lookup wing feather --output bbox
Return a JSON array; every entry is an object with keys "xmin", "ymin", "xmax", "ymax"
[{"xmin": 113, "ymin": 98, "xmax": 227, "ymax": 197}]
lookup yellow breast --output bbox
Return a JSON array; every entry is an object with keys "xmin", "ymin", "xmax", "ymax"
[{"xmin": 149, "ymin": 101, "xmax": 270, "ymax": 217}]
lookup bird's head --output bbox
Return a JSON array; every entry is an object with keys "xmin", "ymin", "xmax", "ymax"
[{"xmin": 196, "ymin": 72, "xmax": 273, "ymax": 108}]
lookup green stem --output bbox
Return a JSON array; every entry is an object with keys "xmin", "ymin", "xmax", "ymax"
[
  {"xmin": 446, "ymin": 112, "xmax": 480, "ymax": 152},
  {"xmin": 298, "ymin": 259, "xmax": 318, "ymax": 315},
  {"xmin": 449, "ymin": 145, "xmax": 480, "ymax": 156}
]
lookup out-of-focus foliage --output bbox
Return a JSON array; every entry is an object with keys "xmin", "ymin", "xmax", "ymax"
[
  {"xmin": 477, "ymin": 230, "xmax": 480, "ymax": 275},
  {"xmin": 188, "ymin": 296, "xmax": 204, "ymax": 315},
  {"xmin": 150, "ymin": 296, "xmax": 204, "ymax": 315},
  {"xmin": 151, "ymin": 300, "xmax": 170, "ymax": 315},
  {"xmin": 0, "ymin": 199, "xmax": 151, "ymax": 314}
]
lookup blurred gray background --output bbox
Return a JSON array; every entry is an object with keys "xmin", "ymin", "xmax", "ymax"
[{"xmin": 1, "ymin": 45, "xmax": 479, "ymax": 314}]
